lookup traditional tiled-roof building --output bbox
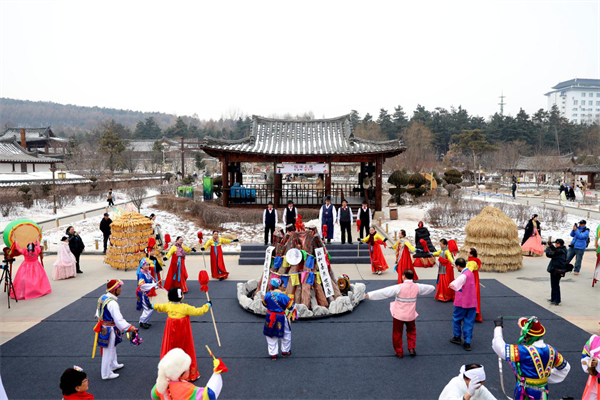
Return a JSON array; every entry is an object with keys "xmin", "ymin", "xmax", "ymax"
[{"xmin": 0, "ymin": 127, "xmax": 67, "ymax": 155}]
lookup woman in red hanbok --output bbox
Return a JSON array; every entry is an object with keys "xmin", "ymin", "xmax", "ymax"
[
  {"xmin": 466, "ymin": 247, "xmax": 483, "ymax": 322},
  {"xmin": 153, "ymin": 288, "xmax": 211, "ymax": 382},
  {"xmin": 392, "ymin": 229, "xmax": 418, "ymax": 283},
  {"xmin": 164, "ymin": 237, "xmax": 195, "ymax": 293},
  {"xmin": 433, "ymin": 239, "xmax": 455, "ymax": 302},
  {"xmin": 11, "ymin": 241, "xmax": 52, "ymax": 300},
  {"xmin": 201, "ymin": 231, "xmax": 239, "ymax": 280},
  {"xmin": 361, "ymin": 227, "xmax": 389, "ymax": 275}
]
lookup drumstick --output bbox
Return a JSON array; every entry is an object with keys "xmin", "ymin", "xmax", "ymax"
[{"xmin": 206, "ymin": 290, "xmax": 221, "ymax": 347}]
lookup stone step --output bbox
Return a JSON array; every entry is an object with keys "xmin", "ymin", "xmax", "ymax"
[
  {"xmin": 239, "ymin": 249, "xmax": 370, "ymax": 258},
  {"xmin": 240, "ymin": 243, "xmax": 368, "ymax": 251},
  {"xmin": 238, "ymin": 256, "xmax": 372, "ymax": 265}
]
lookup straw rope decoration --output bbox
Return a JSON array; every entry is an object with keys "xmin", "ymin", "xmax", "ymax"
[
  {"xmin": 104, "ymin": 212, "xmax": 154, "ymax": 271},
  {"xmin": 460, "ymin": 206, "xmax": 523, "ymax": 272}
]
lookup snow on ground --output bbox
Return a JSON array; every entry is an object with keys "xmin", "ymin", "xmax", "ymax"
[{"xmin": 0, "ymin": 189, "xmax": 160, "ymax": 231}]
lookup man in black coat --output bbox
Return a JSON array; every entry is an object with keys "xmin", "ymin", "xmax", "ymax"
[
  {"xmin": 545, "ymin": 238, "xmax": 567, "ymax": 306},
  {"xmin": 66, "ymin": 226, "xmax": 85, "ymax": 273},
  {"xmin": 99, "ymin": 213, "xmax": 112, "ymax": 254}
]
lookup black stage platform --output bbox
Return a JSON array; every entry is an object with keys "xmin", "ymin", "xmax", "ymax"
[{"xmin": 0, "ymin": 279, "xmax": 590, "ymax": 399}]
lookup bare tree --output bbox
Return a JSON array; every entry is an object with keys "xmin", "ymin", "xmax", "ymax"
[
  {"xmin": 128, "ymin": 187, "xmax": 148, "ymax": 213},
  {"xmin": 354, "ymin": 121, "xmax": 387, "ymax": 141},
  {"xmin": 122, "ymin": 150, "xmax": 141, "ymax": 174},
  {"xmin": 388, "ymin": 122, "xmax": 439, "ymax": 172}
]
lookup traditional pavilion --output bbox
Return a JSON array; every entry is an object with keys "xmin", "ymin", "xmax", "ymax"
[{"xmin": 199, "ymin": 115, "xmax": 406, "ymax": 211}]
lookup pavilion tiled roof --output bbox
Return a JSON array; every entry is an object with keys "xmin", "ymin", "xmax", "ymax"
[
  {"xmin": 0, "ymin": 127, "xmax": 66, "ymax": 143},
  {"xmin": 201, "ymin": 115, "xmax": 405, "ymax": 156},
  {"xmin": 514, "ymin": 154, "xmax": 574, "ymax": 171},
  {"xmin": 0, "ymin": 141, "xmax": 56, "ymax": 163}
]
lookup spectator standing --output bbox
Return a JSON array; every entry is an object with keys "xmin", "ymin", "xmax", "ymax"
[
  {"xmin": 99, "ymin": 213, "xmax": 112, "ymax": 254},
  {"xmin": 357, "ymin": 200, "xmax": 372, "ymax": 240},
  {"xmin": 337, "ymin": 199, "xmax": 353, "ymax": 245},
  {"xmin": 263, "ymin": 201, "xmax": 278, "ymax": 245},
  {"xmin": 66, "ymin": 226, "xmax": 85, "ymax": 274},
  {"xmin": 545, "ymin": 238, "xmax": 567, "ymax": 306},
  {"xmin": 282, "ymin": 200, "xmax": 298, "ymax": 232},
  {"xmin": 567, "ymin": 220, "xmax": 590, "ymax": 275},
  {"xmin": 511, "ymin": 181, "xmax": 517, "ymax": 199},
  {"xmin": 107, "ymin": 189, "xmax": 115, "ymax": 206}
]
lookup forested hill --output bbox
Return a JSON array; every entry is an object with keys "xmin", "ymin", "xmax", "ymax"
[{"xmin": 0, "ymin": 98, "xmax": 178, "ymax": 134}]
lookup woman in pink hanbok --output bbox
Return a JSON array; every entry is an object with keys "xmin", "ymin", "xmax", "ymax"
[
  {"xmin": 53, "ymin": 236, "xmax": 77, "ymax": 280},
  {"xmin": 11, "ymin": 241, "xmax": 52, "ymax": 300},
  {"xmin": 521, "ymin": 214, "xmax": 544, "ymax": 256}
]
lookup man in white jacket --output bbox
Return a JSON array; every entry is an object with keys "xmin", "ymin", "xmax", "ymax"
[{"xmin": 439, "ymin": 364, "xmax": 496, "ymax": 400}]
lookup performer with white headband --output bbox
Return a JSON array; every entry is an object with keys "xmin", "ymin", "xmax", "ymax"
[
  {"xmin": 492, "ymin": 316, "xmax": 570, "ymax": 400},
  {"xmin": 262, "ymin": 277, "xmax": 296, "ymax": 361},
  {"xmin": 439, "ymin": 364, "xmax": 496, "ymax": 399}
]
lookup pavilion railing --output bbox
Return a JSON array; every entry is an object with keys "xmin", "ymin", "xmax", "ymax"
[{"xmin": 224, "ymin": 182, "xmax": 374, "ymax": 207}]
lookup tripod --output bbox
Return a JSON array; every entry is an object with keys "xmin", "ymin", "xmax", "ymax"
[{"xmin": 1, "ymin": 258, "xmax": 17, "ymax": 308}]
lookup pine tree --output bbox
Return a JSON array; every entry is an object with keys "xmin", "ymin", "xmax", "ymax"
[
  {"xmin": 349, "ymin": 110, "xmax": 361, "ymax": 128},
  {"xmin": 99, "ymin": 128, "xmax": 126, "ymax": 172},
  {"xmin": 165, "ymin": 116, "xmax": 189, "ymax": 138},
  {"xmin": 377, "ymin": 108, "xmax": 395, "ymax": 139},
  {"xmin": 392, "ymin": 105, "xmax": 409, "ymax": 134}
]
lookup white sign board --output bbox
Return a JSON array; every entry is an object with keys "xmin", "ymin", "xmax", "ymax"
[
  {"xmin": 276, "ymin": 163, "xmax": 328, "ymax": 174},
  {"xmin": 314, "ymin": 247, "xmax": 335, "ymax": 298},
  {"xmin": 260, "ymin": 246, "xmax": 275, "ymax": 294}
]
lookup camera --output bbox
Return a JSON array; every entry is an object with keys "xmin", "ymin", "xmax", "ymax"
[{"xmin": 542, "ymin": 237, "xmax": 553, "ymax": 246}]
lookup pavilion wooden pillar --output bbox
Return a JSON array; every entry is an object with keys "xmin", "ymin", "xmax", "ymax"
[
  {"xmin": 375, "ymin": 154, "xmax": 383, "ymax": 211},
  {"xmin": 325, "ymin": 158, "xmax": 332, "ymax": 199},
  {"xmin": 222, "ymin": 156, "xmax": 229, "ymax": 207},
  {"xmin": 234, "ymin": 162, "xmax": 243, "ymax": 185},
  {"xmin": 273, "ymin": 162, "xmax": 282, "ymax": 208}
]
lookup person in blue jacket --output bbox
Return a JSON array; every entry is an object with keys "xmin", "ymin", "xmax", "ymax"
[{"xmin": 567, "ymin": 219, "xmax": 590, "ymax": 275}]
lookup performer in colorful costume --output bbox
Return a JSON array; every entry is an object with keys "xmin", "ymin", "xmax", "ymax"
[
  {"xmin": 153, "ymin": 288, "xmax": 211, "ymax": 382},
  {"xmin": 164, "ymin": 236, "xmax": 196, "ymax": 293},
  {"xmin": 466, "ymin": 247, "xmax": 483, "ymax": 322},
  {"xmin": 522, "ymin": 214, "xmax": 544, "ymax": 256},
  {"xmin": 137, "ymin": 257, "xmax": 159, "ymax": 329},
  {"xmin": 366, "ymin": 270, "xmax": 434, "ymax": 358},
  {"xmin": 581, "ymin": 329, "xmax": 600, "ymax": 400},
  {"xmin": 392, "ymin": 229, "xmax": 418, "ymax": 283},
  {"xmin": 433, "ymin": 239, "xmax": 455, "ymax": 302},
  {"xmin": 151, "ymin": 348, "xmax": 227, "ymax": 400},
  {"xmin": 263, "ymin": 277, "xmax": 296, "ymax": 360},
  {"xmin": 202, "ymin": 231, "xmax": 239, "ymax": 280},
  {"xmin": 11, "ymin": 241, "xmax": 52, "ymax": 300},
  {"xmin": 449, "ymin": 258, "xmax": 476, "ymax": 351},
  {"xmin": 93, "ymin": 279, "xmax": 137, "ymax": 380},
  {"xmin": 492, "ymin": 316, "xmax": 570, "ymax": 399},
  {"xmin": 361, "ymin": 227, "xmax": 389, "ymax": 275}
]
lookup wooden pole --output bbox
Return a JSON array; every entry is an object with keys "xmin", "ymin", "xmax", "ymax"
[
  {"xmin": 222, "ymin": 156, "xmax": 229, "ymax": 207},
  {"xmin": 201, "ymin": 251, "xmax": 221, "ymax": 347},
  {"xmin": 181, "ymin": 137, "xmax": 185, "ymax": 177},
  {"xmin": 375, "ymin": 154, "xmax": 383, "ymax": 211}
]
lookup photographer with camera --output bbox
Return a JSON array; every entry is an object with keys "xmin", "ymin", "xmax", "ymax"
[
  {"xmin": 545, "ymin": 238, "xmax": 567, "ymax": 306},
  {"xmin": 567, "ymin": 220, "xmax": 590, "ymax": 276}
]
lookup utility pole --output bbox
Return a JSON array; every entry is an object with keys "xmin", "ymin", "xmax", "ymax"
[
  {"xmin": 498, "ymin": 92, "xmax": 506, "ymax": 115},
  {"xmin": 50, "ymin": 163, "xmax": 57, "ymax": 214},
  {"xmin": 181, "ymin": 137, "xmax": 185, "ymax": 177}
]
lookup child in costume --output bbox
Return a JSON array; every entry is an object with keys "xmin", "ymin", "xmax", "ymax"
[
  {"xmin": 433, "ymin": 239, "xmax": 455, "ymax": 302},
  {"xmin": 202, "ymin": 231, "xmax": 239, "ymax": 280},
  {"xmin": 153, "ymin": 288, "xmax": 211, "ymax": 382},
  {"xmin": 466, "ymin": 247, "xmax": 483, "ymax": 322},
  {"xmin": 365, "ymin": 270, "xmax": 434, "ymax": 358},
  {"xmin": 137, "ymin": 257, "xmax": 159, "ymax": 329},
  {"xmin": 492, "ymin": 316, "xmax": 570, "ymax": 399},
  {"xmin": 53, "ymin": 236, "xmax": 77, "ymax": 281},
  {"xmin": 581, "ymin": 328, "xmax": 600, "ymax": 400},
  {"xmin": 361, "ymin": 227, "xmax": 389, "ymax": 275},
  {"xmin": 164, "ymin": 236, "xmax": 196, "ymax": 293},
  {"xmin": 151, "ymin": 348, "xmax": 227, "ymax": 400},
  {"xmin": 449, "ymin": 258, "xmax": 476, "ymax": 351},
  {"xmin": 11, "ymin": 241, "xmax": 52, "ymax": 300},
  {"xmin": 263, "ymin": 277, "xmax": 296, "ymax": 360},
  {"xmin": 392, "ymin": 229, "xmax": 417, "ymax": 283},
  {"xmin": 93, "ymin": 279, "xmax": 137, "ymax": 380},
  {"xmin": 60, "ymin": 366, "xmax": 94, "ymax": 400}
]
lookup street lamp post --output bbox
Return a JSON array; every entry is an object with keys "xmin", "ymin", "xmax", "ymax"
[{"xmin": 50, "ymin": 164, "xmax": 57, "ymax": 214}]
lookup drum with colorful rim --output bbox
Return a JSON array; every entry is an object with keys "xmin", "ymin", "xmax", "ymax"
[{"xmin": 2, "ymin": 219, "xmax": 42, "ymax": 249}]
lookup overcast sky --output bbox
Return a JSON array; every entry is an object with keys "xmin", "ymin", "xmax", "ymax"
[{"xmin": 1, "ymin": 0, "xmax": 598, "ymax": 121}]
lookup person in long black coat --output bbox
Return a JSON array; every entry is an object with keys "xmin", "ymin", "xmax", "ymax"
[
  {"xmin": 415, "ymin": 221, "xmax": 437, "ymax": 253},
  {"xmin": 521, "ymin": 214, "xmax": 541, "ymax": 245},
  {"xmin": 66, "ymin": 226, "xmax": 85, "ymax": 273}
]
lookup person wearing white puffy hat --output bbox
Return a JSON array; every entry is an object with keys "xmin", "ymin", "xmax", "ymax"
[{"xmin": 439, "ymin": 364, "xmax": 496, "ymax": 400}]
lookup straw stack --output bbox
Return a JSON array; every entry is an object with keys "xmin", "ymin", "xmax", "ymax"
[
  {"xmin": 461, "ymin": 206, "xmax": 522, "ymax": 272},
  {"xmin": 105, "ymin": 212, "xmax": 153, "ymax": 270}
]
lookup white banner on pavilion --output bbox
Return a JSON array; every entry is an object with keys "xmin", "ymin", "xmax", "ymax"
[
  {"xmin": 276, "ymin": 163, "xmax": 328, "ymax": 174},
  {"xmin": 314, "ymin": 247, "xmax": 335, "ymax": 298},
  {"xmin": 260, "ymin": 246, "xmax": 275, "ymax": 293}
]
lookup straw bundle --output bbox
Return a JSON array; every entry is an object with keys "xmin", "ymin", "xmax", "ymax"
[
  {"xmin": 461, "ymin": 206, "xmax": 522, "ymax": 272},
  {"xmin": 104, "ymin": 212, "xmax": 153, "ymax": 270}
]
